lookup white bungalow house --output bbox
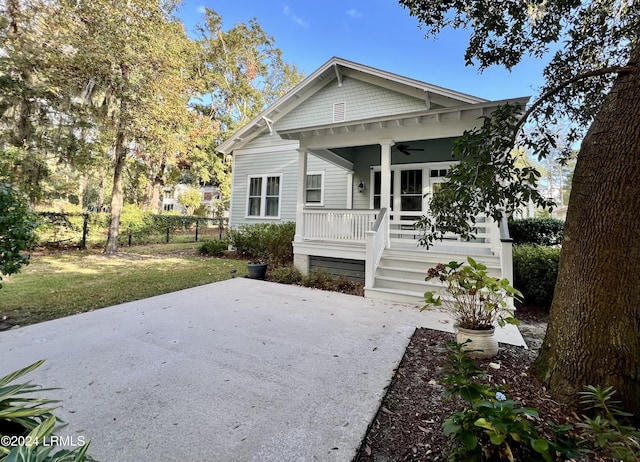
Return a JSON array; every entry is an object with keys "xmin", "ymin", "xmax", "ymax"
[{"xmin": 218, "ymin": 57, "xmax": 526, "ymax": 304}]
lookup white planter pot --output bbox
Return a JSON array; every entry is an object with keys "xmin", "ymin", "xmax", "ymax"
[{"xmin": 456, "ymin": 326, "xmax": 499, "ymax": 359}]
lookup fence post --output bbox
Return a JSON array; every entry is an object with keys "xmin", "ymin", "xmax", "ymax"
[
  {"xmin": 195, "ymin": 219, "xmax": 199, "ymax": 242},
  {"xmin": 80, "ymin": 213, "xmax": 89, "ymax": 250},
  {"xmin": 218, "ymin": 217, "xmax": 223, "ymax": 240},
  {"xmin": 166, "ymin": 225, "xmax": 170, "ymax": 243},
  {"xmin": 128, "ymin": 230, "xmax": 132, "ymax": 246}
]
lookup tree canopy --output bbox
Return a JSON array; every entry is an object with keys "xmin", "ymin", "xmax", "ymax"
[{"xmin": 0, "ymin": 1, "xmax": 302, "ymax": 252}]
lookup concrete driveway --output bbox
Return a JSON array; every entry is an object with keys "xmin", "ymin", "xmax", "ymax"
[{"xmin": 0, "ymin": 278, "xmax": 524, "ymax": 461}]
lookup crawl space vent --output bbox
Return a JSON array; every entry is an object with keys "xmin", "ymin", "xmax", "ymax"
[{"xmin": 333, "ymin": 102, "xmax": 346, "ymax": 122}]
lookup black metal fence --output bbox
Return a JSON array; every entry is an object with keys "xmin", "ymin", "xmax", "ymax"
[{"xmin": 36, "ymin": 212, "xmax": 229, "ymax": 249}]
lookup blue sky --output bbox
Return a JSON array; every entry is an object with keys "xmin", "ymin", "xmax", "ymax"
[{"xmin": 176, "ymin": 1, "xmax": 550, "ymax": 101}]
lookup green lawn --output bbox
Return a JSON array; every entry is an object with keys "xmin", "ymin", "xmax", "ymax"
[{"xmin": 0, "ymin": 243, "xmax": 247, "ymax": 327}]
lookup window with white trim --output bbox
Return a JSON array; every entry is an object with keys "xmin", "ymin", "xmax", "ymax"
[
  {"xmin": 305, "ymin": 171, "xmax": 324, "ymax": 205},
  {"xmin": 247, "ymin": 174, "xmax": 281, "ymax": 218}
]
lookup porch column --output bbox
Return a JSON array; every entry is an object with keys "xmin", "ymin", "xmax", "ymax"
[
  {"xmin": 346, "ymin": 171, "xmax": 354, "ymax": 209},
  {"xmin": 294, "ymin": 148, "xmax": 308, "ymax": 242},
  {"xmin": 380, "ymin": 140, "xmax": 393, "ymax": 246}
]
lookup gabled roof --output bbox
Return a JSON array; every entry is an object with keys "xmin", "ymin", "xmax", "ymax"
[{"xmin": 217, "ymin": 57, "xmax": 491, "ymax": 154}]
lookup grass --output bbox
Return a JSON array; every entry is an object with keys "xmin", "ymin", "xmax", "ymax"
[{"xmin": 0, "ymin": 242, "xmax": 247, "ymax": 327}]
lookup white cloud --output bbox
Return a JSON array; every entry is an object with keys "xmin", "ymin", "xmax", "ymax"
[
  {"xmin": 283, "ymin": 5, "xmax": 310, "ymax": 28},
  {"xmin": 197, "ymin": 5, "xmax": 206, "ymax": 14},
  {"xmin": 346, "ymin": 8, "xmax": 362, "ymax": 18}
]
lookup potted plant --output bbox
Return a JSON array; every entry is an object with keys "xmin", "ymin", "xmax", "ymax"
[
  {"xmin": 422, "ymin": 257, "xmax": 521, "ymax": 358},
  {"xmin": 247, "ymin": 257, "xmax": 269, "ymax": 280}
]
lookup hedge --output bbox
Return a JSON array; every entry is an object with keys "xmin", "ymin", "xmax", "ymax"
[
  {"xmin": 508, "ymin": 217, "xmax": 564, "ymax": 246},
  {"xmin": 227, "ymin": 222, "xmax": 296, "ymax": 267},
  {"xmin": 512, "ymin": 244, "xmax": 561, "ymax": 310}
]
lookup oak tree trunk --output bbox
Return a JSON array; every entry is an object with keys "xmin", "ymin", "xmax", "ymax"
[
  {"xmin": 532, "ymin": 44, "xmax": 640, "ymax": 416},
  {"xmin": 103, "ymin": 129, "xmax": 127, "ymax": 255}
]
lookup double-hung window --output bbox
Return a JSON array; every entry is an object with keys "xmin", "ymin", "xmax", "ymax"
[
  {"xmin": 305, "ymin": 171, "xmax": 324, "ymax": 206},
  {"xmin": 247, "ymin": 174, "xmax": 281, "ymax": 218}
]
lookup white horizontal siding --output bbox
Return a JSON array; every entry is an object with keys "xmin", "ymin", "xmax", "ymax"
[
  {"xmin": 306, "ymin": 156, "xmax": 348, "ymax": 209},
  {"xmin": 230, "ymin": 144, "xmax": 349, "ymax": 229},
  {"xmin": 277, "ymin": 77, "xmax": 426, "ymax": 131}
]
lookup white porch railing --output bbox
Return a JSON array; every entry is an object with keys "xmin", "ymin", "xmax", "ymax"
[
  {"xmin": 365, "ymin": 208, "xmax": 388, "ymax": 288},
  {"xmin": 303, "ymin": 209, "xmax": 378, "ymax": 241},
  {"xmin": 388, "ymin": 211, "xmax": 495, "ymax": 252}
]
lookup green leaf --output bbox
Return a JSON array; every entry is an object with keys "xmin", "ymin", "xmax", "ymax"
[
  {"xmin": 0, "ymin": 361, "xmax": 46, "ymax": 388},
  {"xmin": 532, "ymin": 438, "xmax": 550, "ymax": 454},
  {"xmin": 443, "ymin": 420, "xmax": 460, "ymax": 436},
  {"xmin": 460, "ymin": 430, "xmax": 478, "ymax": 450}
]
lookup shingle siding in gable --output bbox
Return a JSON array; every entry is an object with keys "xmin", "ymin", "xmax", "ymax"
[
  {"xmin": 241, "ymin": 131, "xmax": 292, "ymax": 150},
  {"xmin": 277, "ymin": 77, "xmax": 426, "ymax": 131}
]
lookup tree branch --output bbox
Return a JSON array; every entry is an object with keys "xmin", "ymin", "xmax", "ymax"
[{"xmin": 512, "ymin": 65, "xmax": 635, "ymax": 141}]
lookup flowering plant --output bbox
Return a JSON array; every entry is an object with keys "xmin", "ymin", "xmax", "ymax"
[{"xmin": 422, "ymin": 257, "xmax": 521, "ymax": 330}]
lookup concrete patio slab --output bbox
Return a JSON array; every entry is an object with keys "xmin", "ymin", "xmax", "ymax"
[{"xmin": 0, "ymin": 278, "xmax": 525, "ymax": 461}]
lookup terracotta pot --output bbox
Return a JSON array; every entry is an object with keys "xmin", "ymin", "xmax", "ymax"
[{"xmin": 456, "ymin": 326, "xmax": 498, "ymax": 359}]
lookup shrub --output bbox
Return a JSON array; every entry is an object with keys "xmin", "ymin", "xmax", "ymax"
[
  {"xmin": 512, "ymin": 245, "xmax": 561, "ymax": 310},
  {"xmin": 227, "ymin": 222, "xmax": 295, "ymax": 266},
  {"xmin": 198, "ymin": 240, "xmax": 228, "ymax": 257},
  {"xmin": 301, "ymin": 269, "xmax": 336, "ymax": 289},
  {"xmin": 1, "ymin": 184, "xmax": 37, "ymax": 285},
  {"xmin": 120, "ymin": 203, "xmax": 154, "ymax": 237},
  {"xmin": 578, "ymin": 385, "xmax": 640, "ymax": 461},
  {"xmin": 300, "ymin": 269, "xmax": 364, "ymax": 296},
  {"xmin": 265, "ymin": 222, "xmax": 296, "ymax": 266},
  {"xmin": 270, "ymin": 265, "xmax": 303, "ymax": 285},
  {"xmin": 508, "ymin": 218, "xmax": 564, "ymax": 246}
]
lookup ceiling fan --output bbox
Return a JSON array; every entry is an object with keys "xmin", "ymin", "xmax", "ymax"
[{"xmin": 394, "ymin": 143, "xmax": 424, "ymax": 156}]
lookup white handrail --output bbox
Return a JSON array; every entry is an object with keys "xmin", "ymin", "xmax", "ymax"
[{"xmin": 365, "ymin": 208, "xmax": 388, "ymax": 288}]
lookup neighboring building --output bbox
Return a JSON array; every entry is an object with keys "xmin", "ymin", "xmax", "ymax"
[
  {"xmin": 218, "ymin": 57, "xmax": 528, "ymax": 304},
  {"xmin": 161, "ymin": 184, "xmax": 221, "ymax": 216}
]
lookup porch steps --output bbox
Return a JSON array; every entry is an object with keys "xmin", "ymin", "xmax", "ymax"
[{"xmin": 365, "ymin": 248, "xmax": 502, "ymax": 305}]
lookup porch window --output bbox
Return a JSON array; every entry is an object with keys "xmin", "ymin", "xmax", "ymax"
[
  {"xmin": 247, "ymin": 174, "xmax": 281, "ymax": 218},
  {"xmin": 400, "ymin": 170, "xmax": 422, "ymax": 212},
  {"xmin": 373, "ymin": 171, "xmax": 394, "ymax": 210},
  {"xmin": 305, "ymin": 172, "xmax": 324, "ymax": 205}
]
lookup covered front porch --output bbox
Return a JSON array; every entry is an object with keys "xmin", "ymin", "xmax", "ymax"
[{"xmin": 289, "ymin": 134, "xmax": 513, "ymax": 304}]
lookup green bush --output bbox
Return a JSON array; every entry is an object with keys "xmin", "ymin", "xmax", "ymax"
[
  {"xmin": 578, "ymin": 385, "xmax": 640, "ymax": 461},
  {"xmin": 300, "ymin": 269, "xmax": 364, "ymax": 296},
  {"xmin": 508, "ymin": 218, "xmax": 564, "ymax": 246},
  {"xmin": 513, "ymin": 245, "xmax": 561, "ymax": 309},
  {"xmin": 120, "ymin": 204, "xmax": 154, "ymax": 237},
  {"xmin": 198, "ymin": 239, "xmax": 228, "ymax": 257},
  {"xmin": 269, "ymin": 265, "xmax": 303, "ymax": 285},
  {"xmin": 227, "ymin": 222, "xmax": 295, "ymax": 266},
  {"xmin": 1, "ymin": 184, "xmax": 37, "ymax": 285}
]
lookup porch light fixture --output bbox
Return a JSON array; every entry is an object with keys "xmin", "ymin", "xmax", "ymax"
[{"xmin": 358, "ymin": 180, "xmax": 365, "ymax": 193}]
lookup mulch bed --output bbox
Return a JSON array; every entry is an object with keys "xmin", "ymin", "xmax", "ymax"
[{"xmin": 354, "ymin": 309, "xmax": 615, "ymax": 461}]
